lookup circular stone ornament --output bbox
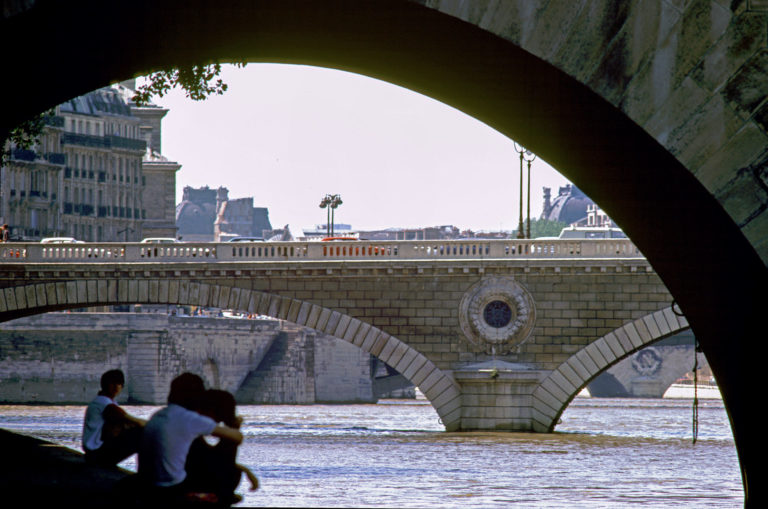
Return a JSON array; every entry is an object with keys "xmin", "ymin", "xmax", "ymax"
[
  {"xmin": 459, "ymin": 277, "xmax": 537, "ymax": 354},
  {"xmin": 631, "ymin": 347, "xmax": 663, "ymax": 376}
]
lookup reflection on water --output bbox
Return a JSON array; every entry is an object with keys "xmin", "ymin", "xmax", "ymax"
[{"xmin": 0, "ymin": 397, "xmax": 742, "ymax": 508}]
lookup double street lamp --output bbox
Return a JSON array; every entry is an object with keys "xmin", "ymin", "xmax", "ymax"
[
  {"xmin": 513, "ymin": 142, "xmax": 537, "ymax": 239},
  {"xmin": 319, "ymin": 194, "xmax": 343, "ymax": 236}
]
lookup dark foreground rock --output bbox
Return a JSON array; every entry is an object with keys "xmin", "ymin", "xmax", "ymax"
[{"xmin": 0, "ymin": 428, "xmax": 129, "ymax": 507}]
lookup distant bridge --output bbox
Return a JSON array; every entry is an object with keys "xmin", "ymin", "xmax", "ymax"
[{"xmin": 0, "ymin": 238, "xmax": 684, "ymax": 432}]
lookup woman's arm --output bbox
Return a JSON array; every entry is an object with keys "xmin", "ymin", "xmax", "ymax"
[
  {"xmin": 237, "ymin": 463, "xmax": 259, "ymax": 490},
  {"xmin": 211, "ymin": 424, "xmax": 243, "ymax": 445}
]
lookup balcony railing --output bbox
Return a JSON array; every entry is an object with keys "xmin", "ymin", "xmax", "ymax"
[
  {"xmin": 44, "ymin": 115, "xmax": 65, "ymax": 128},
  {"xmin": 61, "ymin": 132, "xmax": 109, "ymax": 149},
  {"xmin": 11, "ymin": 148, "xmax": 36, "ymax": 161},
  {"xmin": 62, "ymin": 133, "xmax": 146, "ymax": 152},
  {"xmin": 9, "ymin": 149, "xmax": 65, "ymax": 164},
  {"xmin": 106, "ymin": 135, "xmax": 146, "ymax": 152},
  {"xmin": 45, "ymin": 152, "xmax": 66, "ymax": 165}
]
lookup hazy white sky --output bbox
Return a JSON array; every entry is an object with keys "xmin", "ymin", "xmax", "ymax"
[{"xmin": 151, "ymin": 64, "xmax": 572, "ymax": 233}]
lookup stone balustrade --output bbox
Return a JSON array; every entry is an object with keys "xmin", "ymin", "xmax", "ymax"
[{"xmin": 0, "ymin": 238, "xmax": 643, "ymax": 263}]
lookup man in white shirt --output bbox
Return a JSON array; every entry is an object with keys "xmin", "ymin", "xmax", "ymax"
[
  {"xmin": 82, "ymin": 369, "xmax": 146, "ymax": 466},
  {"xmin": 138, "ymin": 373, "xmax": 243, "ymax": 502}
]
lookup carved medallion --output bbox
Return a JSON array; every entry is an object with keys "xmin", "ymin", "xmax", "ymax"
[
  {"xmin": 459, "ymin": 277, "xmax": 536, "ymax": 354},
  {"xmin": 631, "ymin": 347, "xmax": 663, "ymax": 376}
]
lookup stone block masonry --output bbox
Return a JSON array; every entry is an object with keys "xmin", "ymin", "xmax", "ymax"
[
  {"xmin": 0, "ymin": 312, "xmax": 378, "ymax": 404},
  {"xmin": 0, "ymin": 251, "xmax": 678, "ymax": 431},
  {"xmin": 235, "ymin": 327, "xmax": 316, "ymax": 404}
]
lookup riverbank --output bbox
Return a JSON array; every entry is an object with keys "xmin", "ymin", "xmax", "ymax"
[{"xmin": 0, "ymin": 428, "xmax": 128, "ymax": 508}]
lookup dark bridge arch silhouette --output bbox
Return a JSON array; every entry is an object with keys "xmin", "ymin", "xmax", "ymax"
[{"xmin": 2, "ymin": 1, "xmax": 766, "ymax": 503}]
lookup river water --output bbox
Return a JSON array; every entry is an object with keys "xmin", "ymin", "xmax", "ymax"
[{"xmin": 0, "ymin": 395, "xmax": 742, "ymax": 508}]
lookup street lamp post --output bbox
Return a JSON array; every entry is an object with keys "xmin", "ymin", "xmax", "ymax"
[
  {"xmin": 525, "ymin": 151, "xmax": 536, "ymax": 239},
  {"xmin": 514, "ymin": 143, "xmax": 525, "ymax": 239},
  {"xmin": 513, "ymin": 142, "xmax": 536, "ymax": 239},
  {"xmin": 319, "ymin": 195, "xmax": 331, "ymax": 236},
  {"xmin": 319, "ymin": 194, "xmax": 343, "ymax": 237},
  {"xmin": 329, "ymin": 194, "xmax": 342, "ymax": 236}
]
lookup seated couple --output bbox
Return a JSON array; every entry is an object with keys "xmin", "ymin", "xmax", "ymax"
[{"xmin": 83, "ymin": 370, "xmax": 257, "ymax": 506}]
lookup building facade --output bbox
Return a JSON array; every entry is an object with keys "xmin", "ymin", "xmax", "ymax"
[
  {"xmin": 0, "ymin": 114, "xmax": 66, "ymax": 239},
  {"xmin": 128, "ymin": 83, "xmax": 181, "ymax": 240},
  {"xmin": 1, "ymin": 83, "xmax": 179, "ymax": 241},
  {"xmin": 176, "ymin": 185, "xmax": 272, "ymax": 242}
]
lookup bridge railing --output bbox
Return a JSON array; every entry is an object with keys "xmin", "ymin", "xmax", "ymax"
[{"xmin": 0, "ymin": 239, "xmax": 643, "ymax": 263}]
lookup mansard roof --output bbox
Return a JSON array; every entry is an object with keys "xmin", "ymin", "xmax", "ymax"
[{"xmin": 59, "ymin": 86, "xmax": 134, "ymax": 118}]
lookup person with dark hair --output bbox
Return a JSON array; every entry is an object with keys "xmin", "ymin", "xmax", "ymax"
[
  {"xmin": 138, "ymin": 373, "xmax": 243, "ymax": 504},
  {"xmin": 185, "ymin": 390, "xmax": 259, "ymax": 505},
  {"xmin": 82, "ymin": 369, "xmax": 146, "ymax": 467}
]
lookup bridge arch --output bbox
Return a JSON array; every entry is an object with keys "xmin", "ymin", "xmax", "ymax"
[
  {"xmin": 0, "ymin": 279, "xmax": 462, "ymax": 431},
  {"xmin": 3, "ymin": 1, "xmax": 767, "ymax": 497},
  {"xmin": 531, "ymin": 306, "xmax": 690, "ymax": 432}
]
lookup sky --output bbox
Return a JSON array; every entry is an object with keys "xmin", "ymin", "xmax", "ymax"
[{"xmin": 150, "ymin": 64, "xmax": 572, "ymax": 233}]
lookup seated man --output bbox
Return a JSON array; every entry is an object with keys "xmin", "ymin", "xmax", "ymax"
[
  {"xmin": 82, "ymin": 369, "xmax": 145, "ymax": 467},
  {"xmin": 138, "ymin": 373, "xmax": 243, "ymax": 503}
]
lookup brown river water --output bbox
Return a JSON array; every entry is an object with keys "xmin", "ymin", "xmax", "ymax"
[{"xmin": 0, "ymin": 395, "xmax": 742, "ymax": 507}]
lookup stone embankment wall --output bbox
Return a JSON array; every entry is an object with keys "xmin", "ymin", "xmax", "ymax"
[{"xmin": 0, "ymin": 313, "xmax": 375, "ymax": 404}]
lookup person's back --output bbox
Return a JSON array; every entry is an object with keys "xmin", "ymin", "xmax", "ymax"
[
  {"xmin": 139, "ymin": 402, "xmax": 218, "ymax": 486},
  {"xmin": 138, "ymin": 373, "xmax": 243, "ymax": 503}
]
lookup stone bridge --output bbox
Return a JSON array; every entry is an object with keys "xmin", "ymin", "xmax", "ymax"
[
  {"xmin": 2, "ymin": 1, "xmax": 767, "ymax": 501},
  {"xmin": 0, "ymin": 238, "xmax": 686, "ymax": 432}
]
